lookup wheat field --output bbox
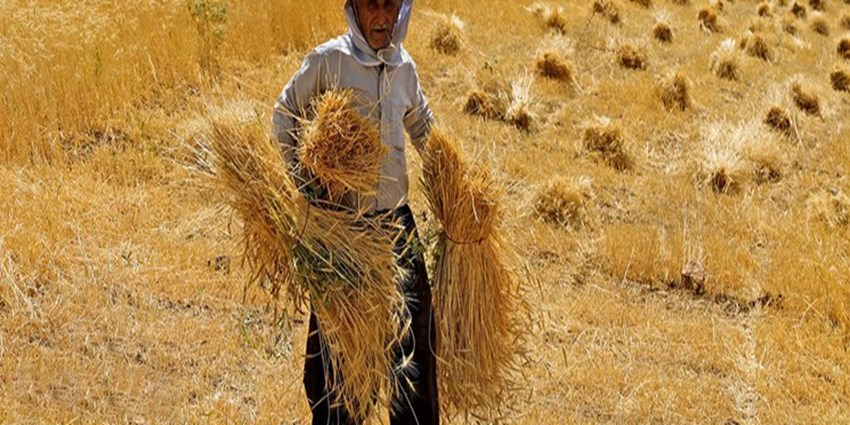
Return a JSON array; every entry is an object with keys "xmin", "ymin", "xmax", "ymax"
[{"xmin": 1, "ymin": 0, "xmax": 849, "ymax": 423}]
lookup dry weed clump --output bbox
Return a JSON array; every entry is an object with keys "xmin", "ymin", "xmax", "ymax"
[
  {"xmin": 657, "ymin": 68, "xmax": 692, "ymax": 111},
  {"xmin": 421, "ymin": 130, "xmax": 523, "ymax": 416},
  {"xmin": 298, "ymin": 90, "xmax": 387, "ymax": 203},
  {"xmin": 807, "ymin": 188, "xmax": 850, "ymax": 227},
  {"xmin": 533, "ymin": 177, "xmax": 595, "ymax": 228},
  {"xmin": 710, "ymin": 39, "xmax": 742, "ymax": 80},
  {"xmin": 581, "ymin": 118, "xmax": 634, "ymax": 171},
  {"xmin": 617, "ymin": 42, "xmax": 649, "ymax": 70},
  {"xmin": 431, "ymin": 15, "xmax": 464, "ymax": 55},
  {"xmin": 839, "ymin": 38, "xmax": 850, "ymax": 60},
  {"xmin": 698, "ymin": 7, "xmax": 721, "ymax": 33},
  {"xmin": 593, "ymin": 0, "xmax": 622, "ymax": 24},
  {"xmin": 653, "ymin": 12, "xmax": 674, "ymax": 42},
  {"xmin": 810, "ymin": 16, "xmax": 830, "ymax": 36},
  {"xmin": 209, "ymin": 106, "xmax": 407, "ymax": 420},
  {"xmin": 831, "ymin": 67, "xmax": 850, "ymax": 91},
  {"xmin": 741, "ymin": 33, "xmax": 775, "ymax": 62},
  {"xmin": 790, "ymin": 81, "xmax": 821, "ymax": 116},
  {"xmin": 536, "ymin": 51, "xmax": 574, "ymax": 83}
]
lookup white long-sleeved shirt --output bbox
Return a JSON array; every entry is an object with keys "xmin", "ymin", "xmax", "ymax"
[{"xmin": 272, "ymin": 0, "xmax": 434, "ymax": 213}]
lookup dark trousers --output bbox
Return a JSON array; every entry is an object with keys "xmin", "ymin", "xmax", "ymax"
[{"xmin": 303, "ymin": 205, "xmax": 440, "ymax": 425}]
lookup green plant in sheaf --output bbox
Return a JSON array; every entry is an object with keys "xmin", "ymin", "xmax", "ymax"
[{"xmin": 188, "ymin": 0, "xmax": 228, "ymax": 74}]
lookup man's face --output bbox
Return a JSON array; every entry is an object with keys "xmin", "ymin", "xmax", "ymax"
[{"xmin": 354, "ymin": 0, "xmax": 401, "ymax": 50}]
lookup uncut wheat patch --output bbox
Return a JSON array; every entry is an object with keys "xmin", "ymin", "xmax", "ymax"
[
  {"xmin": 208, "ymin": 106, "xmax": 406, "ymax": 421},
  {"xmin": 421, "ymin": 130, "xmax": 524, "ymax": 417}
]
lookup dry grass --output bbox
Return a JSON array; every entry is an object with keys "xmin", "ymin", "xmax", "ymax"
[
  {"xmin": 841, "ymin": 13, "xmax": 850, "ymax": 31},
  {"xmin": 533, "ymin": 177, "xmax": 595, "ymax": 228},
  {"xmin": 807, "ymin": 188, "xmax": 850, "ymax": 228},
  {"xmin": 298, "ymin": 89, "xmax": 387, "ymax": 203},
  {"xmin": 629, "ymin": 0, "xmax": 652, "ymax": 8},
  {"xmin": 711, "ymin": 38, "xmax": 742, "ymax": 80},
  {"xmin": 421, "ymin": 130, "xmax": 523, "ymax": 416}
]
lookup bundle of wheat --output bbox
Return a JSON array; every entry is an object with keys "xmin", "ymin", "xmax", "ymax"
[
  {"xmin": 421, "ymin": 130, "xmax": 523, "ymax": 415},
  {"xmin": 298, "ymin": 89, "xmax": 387, "ymax": 203},
  {"xmin": 209, "ymin": 107, "xmax": 406, "ymax": 420}
]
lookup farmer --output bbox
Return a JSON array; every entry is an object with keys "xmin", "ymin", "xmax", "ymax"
[{"xmin": 271, "ymin": 1, "xmax": 439, "ymax": 424}]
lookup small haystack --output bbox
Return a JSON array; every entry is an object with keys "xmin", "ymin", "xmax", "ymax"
[
  {"xmin": 764, "ymin": 106, "xmax": 793, "ymax": 134},
  {"xmin": 210, "ymin": 104, "xmax": 406, "ymax": 420},
  {"xmin": 421, "ymin": 130, "xmax": 523, "ymax": 416},
  {"xmin": 593, "ymin": 0, "xmax": 622, "ymax": 25},
  {"xmin": 791, "ymin": 82, "xmax": 821, "ymax": 116},
  {"xmin": 536, "ymin": 51, "xmax": 574, "ymax": 83},
  {"xmin": 658, "ymin": 68, "xmax": 691, "ymax": 111},
  {"xmin": 811, "ymin": 16, "xmax": 830, "ymax": 36},
  {"xmin": 742, "ymin": 33, "xmax": 775, "ymax": 62},
  {"xmin": 464, "ymin": 89, "xmax": 506, "ymax": 120},
  {"xmin": 533, "ymin": 177, "xmax": 595, "ymax": 228},
  {"xmin": 617, "ymin": 42, "xmax": 649, "ymax": 70},
  {"xmin": 698, "ymin": 7, "xmax": 721, "ymax": 33},
  {"xmin": 792, "ymin": 2, "xmax": 808, "ymax": 19},
  {"xmin": 839, "ymin": 38, "xmax": 850, "ymax": 60},
  {"xmin": 831, "ymin": 67, "xmax": 850, "ymax": 92},
  {"xmin": 582, "ymin": 118, "xmax": 634, "ymax": 171},
  {"xmin": 431, "ymin": 15, "xmax": 464, "ymax": 55},
  {"xmin": 710, "ymin": 39, "xmax": 741, "ymax": 81},
  {"xmin": 299, "ymin": 90, "xmax": 387, "ymax": 203},
  {"xmin": 505, "ymin": 75, "xmax": 537, "ymax": 131}
]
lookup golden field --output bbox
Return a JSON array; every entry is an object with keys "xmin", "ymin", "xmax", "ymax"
[{"xmin": 2, "ymin": 0, "xmax": 850, "ymax": 423}]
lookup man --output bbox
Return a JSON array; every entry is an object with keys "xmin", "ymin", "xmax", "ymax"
[{"xmin": 271, "ymin": 1, "xmax": 439, "ymax": 424}]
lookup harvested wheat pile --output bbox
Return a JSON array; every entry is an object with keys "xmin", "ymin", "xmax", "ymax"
[
  {"xmin": 757, "ymin": 2, "xmax": 772, "ymax": 18},
  {"xmin": 658, "ymin": 68, "xmax": 691, "ymax": 111},
  {"xmin": 617, "ymin": 43, "xmax": 648, "ymax": 70},
  {"xmin": 431, "ymin": 15, "xmax": 464, "ymax": 55},
  {"xmin": 582, "ymin": 118, "xmax": 634, "ymax": 171},
  {"xmin": 808, "ymin": 0, "xmax": 825, "ymax": 11},
  {"xmin": 299, "ymin": 89, "xmax": 387, "ymax": 203},
  {"xmin": 791, "ymin": 82, "xmax": 821, "ymax": 116},
  {"xmin": 792, "ymin": 2, "xmax": 808, "ymax": 19},
  {"xmin": 808, "ymin": 188, "xmax": 850, "ymax": 228},
  {"xmin": 654, "ymin": 18, "xmax": 674, "ymax": 42},
  {"xmin": 505, "ymin": 75, "xmax": 537, "ymax": 131},
  {"xmin": 742, "ymin": 33, "xmax": 775, "ymax": 62},
  {"xmin": 421, "ymin": 130, "xmax": 523, "ymax": 416},
  {"xmin": 764, "ymin": 106, "xmax": 793, "ymax": 134},
  {"xmin": 839, "ymin": 38, "xmax": 850, "ymax": 60},
  {"xmin": 533, "ymin": 177, "xmax": 595, "ymax": 228},
  {"xmin": 464, "ymin": 89, "xmax": 506, "ymax": 120},
  {"xmin": 209, "ymin": 106, "xmax": 406, "ymax": 421},
  {"xmin": 811, "ymin": 16, "xmax": 829, "ymax": 36},
  {"xmin": 831, "ymin": 67, "xmax": 850, "ymax": 92},
  {"xmin": 593, "ymin": 0, "xmax": 622, "ymax": 24},
  {"xmin": 536, "ymin": 51, "xmax": 574, "ymax": 83},
  {"xmin": 711, "ymin": 39, "xmax": 741, "ymax": 80},
  {"xmin": 699, "ymin": 7, "xmax": 721, "ymax": 33},
  {"xmin": 841, "ymin": 14, "xmax": 850, "ymax": 31}
]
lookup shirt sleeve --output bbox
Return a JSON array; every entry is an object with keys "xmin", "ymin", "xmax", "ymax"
[
  {"xmin": 403, "ymin": 64, "xmax": 434, "ymax": 156},
  {"xmin": 271, "ymin": 52, "xmax": 324, "ymax": 167}
]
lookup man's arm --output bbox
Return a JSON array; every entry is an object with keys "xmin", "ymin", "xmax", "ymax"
[
  {"xmin": 271, "ymin": 52, "xmax": 324, "ymax": 167},
  {"xmin": 403, "ymin": 65, "xmax": 435, "ymax": 156}
]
